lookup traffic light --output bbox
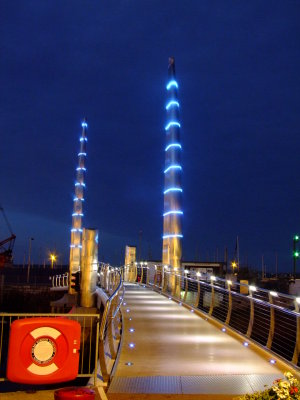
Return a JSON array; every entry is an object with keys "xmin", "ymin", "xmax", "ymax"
[
  {"xmin": 293, "ymin": 235, "xmax": 299, "ymax": 278},
  {"xmin": 70, "ymin": 271, "xmax": 80, "ymax": 292}
]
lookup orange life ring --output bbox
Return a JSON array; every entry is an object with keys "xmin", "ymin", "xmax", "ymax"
[{"xmin": 6, "ymin": 317, "xmax": 81, "ymax": 384}]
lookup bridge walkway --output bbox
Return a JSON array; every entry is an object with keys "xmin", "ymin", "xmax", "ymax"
[{"xmin": 108, "ymin": 283, "xmax": 284, "ymax": 399}]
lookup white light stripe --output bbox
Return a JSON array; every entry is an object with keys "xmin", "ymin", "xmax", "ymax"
[
  {"xmin": 162, "ymin": 234, "xmax": 183, "ymax": 239},
  {"xmin": 163, "ymin": 211, "xmax": 183, "ymax": 216},
  {"xmin": 165, "ymin": 121, "xmax": 181, "ymax": 130},
  {"xmin": 164, "ymin": 165, "xmax": 182, "ymax": 173},
  {"xmin": 166, "ymin": 100, "xmax": 179, "ymax": 110},
  {"xmin": 166, "ymin": 80, "xmax": 178, "ymax": 90},
  {"xmin": 165, "ymin": 143, "xmax": 182, "ymax": 151},
  {"xmin": 164, "ymin": 188, "xmax": 183, "ymax": 194}
]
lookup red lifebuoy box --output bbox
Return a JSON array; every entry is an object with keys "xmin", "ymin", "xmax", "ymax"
[
  {"xmin": 6, "ymin": 317, "xmax": 81, "ymax": 384},
  {"xmin": 54, "ymin": 387, "xmax": 95, "ymax": 399}
]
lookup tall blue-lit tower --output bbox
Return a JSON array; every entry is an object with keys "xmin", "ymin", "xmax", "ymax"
[
  {"xmin": 162, "ymin": 57, "xmax": 183, "ymax": 268},
  {"xmin": 69, "ymin": 118, "xmax": 87, "ymax": 293}
]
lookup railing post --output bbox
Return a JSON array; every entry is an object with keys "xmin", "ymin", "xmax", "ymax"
[
  {"xmin": 98, "ymin": 300, "xmax": 110, "ymax": 382},
  {"xmin": 209, "ymin": 277, "xmax": 215, "ymax": 315},
  {"xmin": 140, "ymin": 265, "xmax": 144, "ymax": 284},
  {"xmin": 267, "ymin": 293, "xmax": 275, "ymax": 349},
  {"xmin": 183, "ymin": 272, "xmax": 188, "ymax": 302},
  {"xmin": 292, "ymin": 300, "xmax": 300, "ymax": 364},
  {"xmin": 146, "ymin": 267, "xmax": 149, "ymax": 285},
  {"xmin": 225, "ymin": 280, "xmax": 232, "ymax": 325},
  {"xmin": 107, "ymin": 299, "xmax": 117, "ymax": 360},
  {"xmin": 246, "ymin": 287, "xmax": 255, "ymax": 338},
  {"xmin": 194, "ymin": 273, "xmax": 201, "ymax": 307}
]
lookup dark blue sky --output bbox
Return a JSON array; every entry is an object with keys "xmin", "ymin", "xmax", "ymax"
[{"xmin": 0, "ymin": 1, "xmax": 299, "ymax": 272}]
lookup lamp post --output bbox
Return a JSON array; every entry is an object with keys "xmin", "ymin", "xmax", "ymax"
[
  {"xmin": 50, "ymin": 253, "xmax": 57, "ymax": 269},
  {"xmin": 26, "ymin": 237, "xmax": 34, "ymax": 283}
]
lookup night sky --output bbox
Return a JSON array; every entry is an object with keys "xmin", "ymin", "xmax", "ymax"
[{"xmin": 1, "ymin": 1, "xmax": 299, "ymax": 272}]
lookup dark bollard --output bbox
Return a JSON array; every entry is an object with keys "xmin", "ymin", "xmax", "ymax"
[{"xmin": 54, "ymin": 387, "xmax": 95, "ymax": 399}]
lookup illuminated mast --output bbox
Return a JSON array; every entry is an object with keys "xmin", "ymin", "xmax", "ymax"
[
  {"xmin": 69, "ymin": 118, "xmax": 87, "ymax": 293},
  {"xmin": 162, "ymin": 57, "xmax": 183, "ymax": 268}
]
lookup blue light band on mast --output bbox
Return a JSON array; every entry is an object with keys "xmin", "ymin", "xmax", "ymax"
[
  {"xmin": 163, "ymin": 211, "xmax": 183, "ymax": 216},
  {"xmin": 82, "ymin": 122, "xmax": 88, "ymax": 128},
  {"xmin": 166, "ymin": 80, "xmax": 178, "ymax": 90},
  {"xmin": 71, "ymin": 228, "xmax": 83, "ymax": 232},
  {"xmin": 76, "ymin": 167, "xmax": 86, "ymax": 171},
  {"xmin": 164, "ymin": 188, "xmax": 183, "ymax": 194},
  {"xmin": 165, "ymin": 121, "xmax": 181, "ymax": 130},
  {"xmin": 73, "ymin": 197, "xmax": 85, "ymax": 201},
  {"xmin": 164, "ymin": 165, "xmax": 182, "ymax": 174},
  {"xmin": 165, "ymin": 143, "xmax": 182, "ymax": 151},
  {"xmin": 80, "ymin": 137, "xmax": 88, "ymax": 142},
  {"xmin": 78, "ymin": 152, "xmax": 87, "ymax": 156},
  {"xmin": 166, "ymin": 100, "xmax": 179, "ymax": 110},
  {"xmin": 75, "ymin": 182, "xmax": 86, "ymax": 187},
  {"xmin": 162, "ymin": 234, "xmax": 183, "ymax": 239},
  {"xmin": 72, "ymin": 213, "xmax": 84, "ymax": 217}
]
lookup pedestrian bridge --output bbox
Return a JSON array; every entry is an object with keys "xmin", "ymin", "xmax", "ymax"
[{"xmin": 107, "ymin": 265, "xmax": 300, "ymax": 399}]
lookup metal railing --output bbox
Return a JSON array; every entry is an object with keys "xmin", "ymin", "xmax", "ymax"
[
  {"xmin": 124, "ymin": 263, "xmax": 300, "ymax": 369},
  {"xmin": 0, "ymin": 264, "xmax": 124, "ymax": 386},
  {"xmin": 95, "ymin": 265, "xmax": 124, "ymax": 384},
  {"xmin": 50, "ymin": 272, "xmax": 69, "ymax": 288}
]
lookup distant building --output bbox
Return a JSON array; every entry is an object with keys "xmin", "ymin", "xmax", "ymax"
[
  {"xmin": 181, "ymin": 261, "xmax": 227, "ymax": 276},
  {"xmin": 141, "ymin": 260, "xmax": 227, "ymax": 279}
]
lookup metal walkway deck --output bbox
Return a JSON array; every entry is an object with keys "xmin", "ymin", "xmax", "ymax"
[{"xmin": 108, "ymin": 283, "xmax": 284, "ymax": 399}]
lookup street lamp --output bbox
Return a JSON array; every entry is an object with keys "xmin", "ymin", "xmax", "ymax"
[
  {"xmin": 50, "ymin": 253, "xmax": 57, "ymax": 269},
  {"xmin": 231, "ymin": 261, "xmax": 238, "ymax": 274}
]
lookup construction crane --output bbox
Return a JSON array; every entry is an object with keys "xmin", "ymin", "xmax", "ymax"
[{"xmin": 0, "ymin": 206, "xmax": 16, "ymax": 267}]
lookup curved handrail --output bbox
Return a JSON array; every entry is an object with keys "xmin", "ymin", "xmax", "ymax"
[{"xmin": 96, "ymin": 265, "xmax": 124, "ymax": 383}]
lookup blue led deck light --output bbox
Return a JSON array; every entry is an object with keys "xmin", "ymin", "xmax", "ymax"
[
  {"xmin": 164, "ymin": 188, "xmax": 183, "ymax": 194},
  {"xmin": 166, "ymin": 100, "xmax": 179, "ymax": 110},
  {"xmin": 165, "ymin": 121, "xmax": 181, "ymax": 130},
  {"xmin": 166, "ymin": 80, "xmax": 178, "ymax": 90},
  {"xmin": 164, "ymin": 165, "xmax": 182, "ymax": 174},
  {"xmin": 165, "ymin": 143, "xmax": 182, "ymax": 151},
  {"xmin": 163, "ymin": 211, "xmax": 183, "ymax": 217},
  {"xmin": 162, "ymin": 234, "xmax": 183, "ymax": 239}
]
